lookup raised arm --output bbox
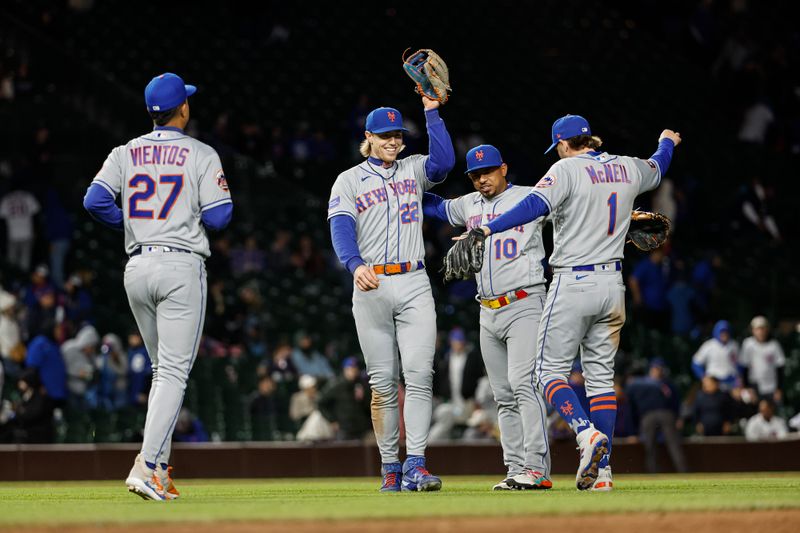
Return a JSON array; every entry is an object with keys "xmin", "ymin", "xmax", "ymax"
[
  {"xmin": 422, "ymin": 192, "xmax": 449, "ymax": 222},
  {"xmin": 482, "ymin": 193, "xmax": 550, "ymax": 236},
  {"xmin": 422, "ymin": 97, "xmax": 456, "ymax": 183}
]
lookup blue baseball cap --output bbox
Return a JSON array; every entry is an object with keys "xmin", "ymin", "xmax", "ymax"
[
  {"xmin": 449, "ymin": 327, "xmax": 466, "ymax": 343},
  {"xmin": 365, "ymin": 107, "xmax": 409, "ymax": 134},
  {"xmin": 465, "ymin": 144, "xmax": 504, "ymax": 174},
  {"xmin": 145, "ymin": 73, "xmax": 196, "ymax": 113},
  {"xmin": 544, "ymin": 114, "xmax": 591, "ymax": 154},
  {"xmin": 342, "ymin": 356, "xmax": 359, "ymax": 370}
]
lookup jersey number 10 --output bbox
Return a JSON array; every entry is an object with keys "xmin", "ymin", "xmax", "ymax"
[{"xmin": 129, "ymin": 174, "xmax": 184, "ymax": 220}]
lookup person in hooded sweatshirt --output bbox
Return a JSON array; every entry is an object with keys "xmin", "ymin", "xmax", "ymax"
[
  {"xmin": 61, "ymin": 325, "xmax": 100, "ymax": 409},
  {"xmin": 691, "ymin": 320, "xmax": 740, "ymax": 390}
]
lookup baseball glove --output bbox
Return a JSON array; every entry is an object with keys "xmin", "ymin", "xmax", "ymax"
[
  {"xmin": 442, "ymin": 228, "xmax": 485, "ymax": 281},
  {"xmin": 402, "ymin": 48, "xmax": 451, "ymax": 104},
  {"xmin": 627, "ymin": 210, "xmax": 671, "ymax": 251}
]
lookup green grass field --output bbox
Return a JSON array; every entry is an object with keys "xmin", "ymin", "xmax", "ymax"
[{"xmin": 1, "ymin": 474, "xmax": 798, "ymax": 526}]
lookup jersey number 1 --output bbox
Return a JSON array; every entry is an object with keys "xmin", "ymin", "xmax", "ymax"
[
  {"xmin": 607, "ymin": 192, "xmax": 617, "ymax": 235},
  {"xmin": 129, "ymin": 174, "xmax": 184, "ymax": 220}
]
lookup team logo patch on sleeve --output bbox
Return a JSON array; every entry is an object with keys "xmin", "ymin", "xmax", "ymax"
[
  {"xmin": 216, "ymin": 169, "xmax": 229, "ymax": 191},
  {"xmin": 328, "ymin": 196, "xmax": 341, "ymax": 210},
  {"xmin": 535, "ymin": 175, "xmax": 557, "ymax": 188},
  {"xmin": 647, "ymin": 160, "xmax": 657, "ymax": 170}
]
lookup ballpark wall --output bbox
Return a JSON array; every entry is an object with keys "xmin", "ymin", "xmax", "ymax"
[{"xmin": 1, "ymin": 440, "xmax": 799, "ymax": 481}]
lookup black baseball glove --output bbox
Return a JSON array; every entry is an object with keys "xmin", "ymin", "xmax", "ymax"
[
  {"xmin": 627, "ymin": 210, "xmax": 671, "ymax": 251},
  {"xmin": 402, "ymin": 48, "xmax": 451, "ymax": 104},
  {"xmin": 442, "ymin": 228, "xmax": 485, "ymax": 282}
]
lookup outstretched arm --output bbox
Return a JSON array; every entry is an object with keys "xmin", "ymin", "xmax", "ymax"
[
  {"xmin": 482, "ymin": 193, "xmax": 550, "ymax": 236},
  {"xmin": 422, "ymin": 97, "xmax": 456, "ymax": 183},
  {"xmin": 422, "ymin": 192, "xmax": 449, "ymax": 223}
]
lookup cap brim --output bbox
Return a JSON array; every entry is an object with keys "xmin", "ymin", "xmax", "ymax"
[
  {"xmin": 544, "ymin": 141, "xmax": 558, "ymax": 154},
  {"xmin": 369, "ymin": 126, "xmax": 409, "ymax": 134},
  {"xmin": 464, "ymin": 162, "xmax": 502, "ymax": 174},
  {"xmin": 185, "ymin": 85, "xmax": 197, "ymax": 97}
]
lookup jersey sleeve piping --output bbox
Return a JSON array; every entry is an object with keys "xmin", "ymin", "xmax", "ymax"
[
  {"xmin": 94, "ymin": 178, "xmax": 118, "ymax": 195},
  {"xmin": 531, "ymin": 190, "xmax": 553, "ymax": 212},
  {"xmin": 200, "ymin": 198, "xmax": 233, "ymax": 212},
  {"xmin": 327, "ymin": 211, "xmax": 357, "ymax": 222}
]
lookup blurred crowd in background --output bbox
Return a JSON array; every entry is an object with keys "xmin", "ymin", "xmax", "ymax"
[{"xmin": 1, "ymin": 1, "xmax": 799, "ymax": 466}]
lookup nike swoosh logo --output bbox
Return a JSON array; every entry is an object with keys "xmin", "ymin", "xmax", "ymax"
[{"xmin": 576, "ymin": 275, "xmax": 589, "ymax": 280}]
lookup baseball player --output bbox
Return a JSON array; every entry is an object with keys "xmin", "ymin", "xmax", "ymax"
[
  {"xmin": 328, "ymin": 96, "xmax": 455, "ymax": 491},
  {"xmin": 475, "ymin": 115, "xmax": 681, "ymax": 491},
  {"xmin": 83, "ymin": 73, "xmax": 232, "ymax": 501},
  {"xmin": 422, "ymin": 144, "xmax": 551, "ymax": 491}
]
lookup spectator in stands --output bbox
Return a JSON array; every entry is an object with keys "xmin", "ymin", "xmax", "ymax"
[
  {"xmin": 666, "ymin": 263, "xmax": 696, "ymax": 337},
  {"xmin": 173, "ymin": 407, "xmax": 209, "ymax": 443},
  {"xmin": 21, "ymin": 264, "xmax": 54, "ymax": 310},
  {"xmin": 290, "ymin": 234, "xmax": 325, "ymax": 277},
  {"xmin": 265, "ymin": 342, "xmax": 298, "ymax": 386},
  {"xmin": 62, "ymin": 274, "xmax": 93, "ymax": 332},
  {"xmin": 26, "ymin": 286, "xmax": 65, "ymax": 345},
  {"xmin": 692, "ymin": 320, "xmax": 740, "ymax": 389},
  {"xmin": 318, "ymin": 357, "xmax": 371, "ymax": 440},
  {"xmin": 250, "ymin": 375, "xmax": 281, "ymax": 441},
  {"xmin": 126, "ymin": 331, "xmax": 151, "ymax": 411},
  {"xmin": 691, "ymin": 251, "xmax": 721, "ymax": 326},
  {"xmin": 230, "ymin": 236, "xmax": 267, "ymax": 277},
  {"xmin": 0, "ymin": 290, "xmax": 22, "ymax": 377},
  {"xmin": 626, "ymin": 358, "xmax": 687, "ymax": 473},
  {"xmin": 3, "ymin": 368, "xmax": 55, "ymax": 443},
  {"xmin": 740, "ymin": 316, "xmax": 785, "ymax": 404},
  {"xmin": 95, "ymin": 334, "xmax": 127, "ymax": 411},
  {"xmin": 738, "ymin": 176, "xmax": 781, "ymax": 242},
  {"xmin": 289, "ymin": 374, "xmax": 318, "ymax": 428},
  {"xmin": 61, "ymin": 325, "xmax": 99, "ymax": 409},
  {"xmin": 628, "ymin": 249, "xmax": 671, "ymax": 332},
  {"xmin": 693, "ymin": 376, "xmax": 734, "ymax": 436},
  {"xmin": 745, "ymin": 399, "xmax": 788, "ymax": 441},
  {"xmin": 24, "ymin": 319, "xmax": 66, "ymax": 407},
  {"xmin": 290, "ymin": 331, "xmax": 333, "ymax": 381},
  {"xmin": 267, "ymin": 230, "xmax": 293, "ymax": 272},
  {"xmin": 0, "ymin": 187, "xmax": 40, "ymax": 272},
  {"xmin": 42, "ymin": 188, "xmax": 73, "ymax": 288},
  {"xmin": 430, "ymin": 328, "xmax": 483, "ymax": 441}
]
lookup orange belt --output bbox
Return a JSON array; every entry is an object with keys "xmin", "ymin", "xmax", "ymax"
[
  {"xmin": 372, "ymin": 261, "xmax": 425, "ymax": 276},
  {"xmin": 480, "ymin": 289, "xmax": 529, "ymax": 309}
]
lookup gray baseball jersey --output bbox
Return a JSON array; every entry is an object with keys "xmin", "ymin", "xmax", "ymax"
[
  {"xmin": 329, "ymin": 154, "xmax": 442, "ymax": 466},
  {"xmin": 444, "ymin": 184, "xmax": 546, "ymax": 298},
  {"xmin": 93, "ymin": 127, "xmax": 228, "ymax": 470},
  {"xmin": 327, "ymin": 154, "xmax": 434, "ymax": 264},
  {"xmin": 92, "ymin": 128, "xmax": 231, "ymax": 257},
  {"xmin": 531, "ymin": 152, "xmax": 660, "ymax": 267},
  {"xmin": 443, "ymin": 184, "xmax": 550, "ymax": 478}
]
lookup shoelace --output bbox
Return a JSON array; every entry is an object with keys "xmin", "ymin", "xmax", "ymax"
[
  {"xmin": 414, "ymin": 466, "xmax": 432, "ymax": 477},
  {"xmin": 527, "ymin": 470, "xmax": 545, "ymax": 479},
  {"xmin": 383, "ymin": 473, "xmax": 398, "ymax": 486}
]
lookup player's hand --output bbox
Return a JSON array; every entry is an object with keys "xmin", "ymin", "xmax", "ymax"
[
  {"xmin": 451, "ymin": 226, "xmax": 490, "ymax": 241},
  {"xmin": 422, "ymin": 95, "xmax": 440, "ymax": 111},
  {"xmin": 659, "ymin": 129, "xmax": 682, "ymax": 147},
  {"xmin": 354, "ymin": 264, "xmax": 380, "ymax": 292}
]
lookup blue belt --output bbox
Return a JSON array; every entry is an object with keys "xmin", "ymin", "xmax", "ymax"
[
  {"xmin": 130, "ymin": 245, "xmax": 192, "ymax": 258},
  {"xmin": 571, "ymin": 261, "xmax": 622, "ymax": 272}
]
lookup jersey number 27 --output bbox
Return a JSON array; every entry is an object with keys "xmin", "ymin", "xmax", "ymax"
[{"xmin": 129, "ymin": 174, "xmax": 184, "ymax": 220}]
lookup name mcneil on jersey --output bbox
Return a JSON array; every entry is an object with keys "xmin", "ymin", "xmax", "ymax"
[
  {"xmin": 130, "ymin": 145, "xmax": 191, "ymax": 167},
  {"xmin": 466, "ymin": 213, "xmax": 524, "ymax": 233},
  {"xmin": 355, "ymin": 179, "xmax": 418, "ymax": 214},
  {"xmin": 585, "ymin": 163, "xmax": 631, "ymax": 185}
]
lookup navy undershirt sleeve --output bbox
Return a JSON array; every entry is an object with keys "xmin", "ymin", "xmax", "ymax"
[
  {"xmin": 649, "ymin": 138, "xmax": 675, "ymax": 176},
  {"xmin": 486, "ymin": 193, "xmax": 550, "ymax": 235},
  {"xmin": 83, "ymin": 183, "xmax": 123, "ymax": 231},
  {"xmin": 201, "ymin": 203, "xmax": 233, "ymax": 231},
  {"xmin": 422, "ymin": 192, "xmax": 448, "ymax": 222},
  {"xmin": 423, "ymin": 109, "xmax": 456, "ymax": 182},
  {"xmin": 330, "ymin": 215, "xmax": 365, "ymax": 274}
]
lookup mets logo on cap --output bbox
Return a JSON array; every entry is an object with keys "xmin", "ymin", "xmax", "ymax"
[
  {"xmin": 535, "ymin": 175, "xmax": 557, "ymax": 188},
  {"xmin": 387, "ymin": 111, "xmax": 396, "ymax": 122},
  {"xmin": 475, "ymin": 150, "xmax": 484, "ymax": 161}
]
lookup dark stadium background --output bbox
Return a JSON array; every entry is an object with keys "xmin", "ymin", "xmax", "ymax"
[{"xmin": 0, "ymin": 0, "xmax": 797, "ymax": 444}]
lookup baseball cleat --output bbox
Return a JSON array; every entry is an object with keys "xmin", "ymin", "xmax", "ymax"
[
  {"xmin": 592, "ymin": 466, "xmax": 613, "ymax": 492},
  {"xmin": 380, "ymin": 462, "xmax": 402, "ymax": 492},
  {"xmin": 492, "ymin": 478, "xmax": 516, "ymax": 491},
  {"xmin": 157, "ymin": 464, "xmax": 180, "ymax": 500},
  {"xmin": 575, "ymin": 426, "xmax": 609, "ymax": 491},
  {"xmin": 125, "ymin": 454, "xmax": 166, "ymax": 501},
  {"xmin": 508, "ymin": 469, "xmax": 553, "ymax": 490},
  {"xmin": 401, "ymin": 456, "xmax": 442, "ymax": 492}
]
